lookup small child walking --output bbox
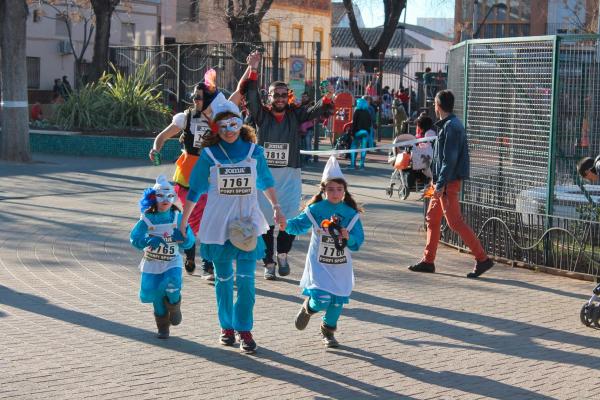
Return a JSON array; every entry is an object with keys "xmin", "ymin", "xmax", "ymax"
[
  {"xmin": 285, "ymin": 156, "xmax": 364, "ymax": 347},
  {"xmin": 130, "ymin": 175, "xmax": 195, "ymax": 339}
]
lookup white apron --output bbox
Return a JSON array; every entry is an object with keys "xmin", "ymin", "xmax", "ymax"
[
  {"xmin": 199, "ymin": 143, "xmax": 269, "ymax": 245},
  {"xmin": 138, "ymin": 211, "xmax": 181, "ymax": 274},
  {"xmin": 299, "ymin": 208, "xmax": 361, "ymax": 297}
]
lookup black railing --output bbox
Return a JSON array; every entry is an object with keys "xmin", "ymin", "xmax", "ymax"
[{"xmin": 109, "ymin": 41, "xmax": 322, "ymax": 112}]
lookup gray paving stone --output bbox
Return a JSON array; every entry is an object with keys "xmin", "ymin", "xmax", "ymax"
[{"xmin": 1, "ymin": 154, "xmax": 600, "ymax": 399}]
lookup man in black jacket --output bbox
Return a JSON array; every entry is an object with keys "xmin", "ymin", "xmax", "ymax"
[{"xmin": 244, "ymin": 51, "xmax": 334, "ymax": 280}]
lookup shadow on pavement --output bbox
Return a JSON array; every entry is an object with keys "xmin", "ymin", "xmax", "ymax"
[
  {"xmin": 0, "ymin": 285, "xmax": 409, "ymax": 399},
  {"xmin": 336, "ymin": 346, "xmax": 557, "ymax": 400}
]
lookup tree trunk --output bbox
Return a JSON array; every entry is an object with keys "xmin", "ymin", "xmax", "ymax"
[
  {"xmin": 89, "ymin": 1, "xmax": 118, "ymax": 83},
  {"xmin": 0, "ymin": 0, "xmax": 30, "ymax": 162},
  {"xmin": 229, "ymin": 18, "xmax": 262, "ymax": 80}
]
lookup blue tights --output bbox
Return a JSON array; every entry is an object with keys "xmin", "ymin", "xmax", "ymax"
[
  {"xmin": 139, "ymin": 267, "xmax": 182, "ymax": 317},
  {"xmin": 308, "ymin": 292, "xmax": 344, "ymax": 328},
  {"xmin": 351, "ymin": 130, "xmax": 369, "ymax": 168},
  {"xmin": 213, "ymin": 259, "xmax": 256, "ymax": 332}
]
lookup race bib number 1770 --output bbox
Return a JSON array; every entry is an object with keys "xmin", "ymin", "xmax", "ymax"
[{"xmin": 318, "ymin": 235, "xmax": 347, "ymax": 265}]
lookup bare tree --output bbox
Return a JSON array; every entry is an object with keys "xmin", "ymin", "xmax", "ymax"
[
  {"xmin": 558, "ymin": 0, "xmax": 599, "ymax": 33},
  {"xmin": 342, "ymin": 0, "xmax": 405, "ymax": 72},
  {"xmin": 0, "ymin": 0, "xmax": 30, "ymax": 162},
  {"xmin": 225, "ymin": 0, "xmax": 274, "ymax": 79}
]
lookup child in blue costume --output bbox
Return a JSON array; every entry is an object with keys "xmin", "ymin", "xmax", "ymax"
[
  {"xmin": 180, "ymin": 97, "xmax": 285, "ymax": 354},
  {"xmin": 130, "ymin": 175, "xmax": 195, "ymax": 339},
  {"xmin": 286, "ymin": 156, "xmax": 364, "ymax": 347}
]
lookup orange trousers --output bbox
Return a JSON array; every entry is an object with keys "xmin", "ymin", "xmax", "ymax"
[{"xmin": 423, "ymin": 180, "xmax": 487, "ymax": 263}]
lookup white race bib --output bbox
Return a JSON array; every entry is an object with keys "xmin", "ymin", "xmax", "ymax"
[
  {"xmin": 264, "ymin": 142, "xmax": 289, "ymax": 167},
  {"xmin": 144, "ymin": 237, "xmax": 177, "ymax": 261},
  {"xmin": 217, "ymin": 166, "xmax": 254, "ymax": 195},
  {"xmin": 192, "ymin": 119, "xmax": 211, "ymax": 148},
  {"xmin": 318, "ymin": 234, "xmax": 347, "ymax": 265}
]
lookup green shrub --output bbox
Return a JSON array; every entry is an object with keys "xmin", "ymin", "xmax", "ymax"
[{"xmin": 52, "ymin": 61, "xmax": 171, "ymax": 132}]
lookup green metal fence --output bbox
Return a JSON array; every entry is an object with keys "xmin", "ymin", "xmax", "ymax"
[{"xmin": 446, "ymin": 35, "xmax": 600, "ymax": 279}]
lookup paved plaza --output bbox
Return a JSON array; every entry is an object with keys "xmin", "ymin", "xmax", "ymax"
[{"xmin": 1, "ymin": 153, "xmax": 600, "ymax": 399}]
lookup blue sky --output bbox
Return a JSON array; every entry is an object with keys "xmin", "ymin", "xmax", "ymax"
[{"xmin": 349, "ymin": 0, "xmax": 455, "ymax": 27}]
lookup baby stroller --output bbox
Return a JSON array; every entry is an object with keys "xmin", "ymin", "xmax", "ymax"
[
  {"xmin": 580, "ymin": 282, "xmax": 600, "ymax": 328},
  {"xmin": 385, "ymin": 134, "xmax": 431, "ymax": 200},
  {"xmin": 334, "ymin": 123, "xmax": 353, "ymax": 160}
]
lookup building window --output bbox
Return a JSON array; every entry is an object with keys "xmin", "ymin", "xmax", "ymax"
[
  {"xmin": 190, "ymin": 0, "xmax": 199, "ymax": 22},
  {"xmin": 176, "ymin": 0, "xmax": 198, "ymax": 22},
  {"xmin": 269, "ymin": 23, "xmax": 280, "ymax": 41},
  {"xmin": 121, "ymin": 22, "xmax": 135, "ymax": 45},
  {"xmin": 292, "ymin": 26, "xmax": 303, "ymax": 48},
  {"xmin": 55, "ymin": 13, "xmax": 69, "ymax": 37},
  {"xmin": 313, "ymin": 28, "xmax": 323, "ymax": 44},
  {"xmin": 26, "ymin": 57, "xmax": 41, "ymax": 89},
  {"xmin": 33, "ymin": 9, "xmax": 42, "ymax": 22}
]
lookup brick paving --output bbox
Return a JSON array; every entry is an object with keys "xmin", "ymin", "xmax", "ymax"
[{"xmin": 1, "ymin": 153, "xmax": 600, "ymax": 399}]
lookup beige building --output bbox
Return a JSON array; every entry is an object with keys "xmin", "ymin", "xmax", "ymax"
[
  {"xmin": 26, "ymin": 0, "xmax": 161, "ymax": 91},
  {"xmin": 160, "ymin": 0, "xmax": 331, "ymax": 84}
]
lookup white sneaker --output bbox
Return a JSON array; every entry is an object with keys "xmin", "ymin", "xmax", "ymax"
[
  {"xmin": 264, "ymin": 263, "xmax": 276, "ymax": 280},
  {"xmin": 277, "ymin": 253, "xmax": 290, "ymax": 276}
]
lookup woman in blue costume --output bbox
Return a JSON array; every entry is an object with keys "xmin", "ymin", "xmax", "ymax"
[
  {"xmin": 350, "ymin": 97, "xmax": 372, "ymax": 169},
  {"xmin": 179, "ymin": 97, "xmax": 285, "ymax": 354},
  {"xmin": 130, "ymin": 175, "xmax": 195, "ymax": 339},
  {"xmin": 286, "ymin": 156, "xmax": 364, "ymax": 347}
]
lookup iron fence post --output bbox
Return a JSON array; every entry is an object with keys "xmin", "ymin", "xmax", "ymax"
[
  {"xmin": 313, "ymin": 41, "xmax": 322, "ymax": 161},
  {"xmin": 547, "ymin": 36, "xmax": 560, "ymax": 219},
  {"xmin": 377, "ymin": 51, "xmax": 384, "ymax": 142},
  {"xmin": 272, "ymin": 41, "xmax": 279, "ymax": 82},
  {"xmin": 461, "ymin": 41, "xmax": 470, "ymax": 203},
  {"xmin": 544, "ymin": 36, "xmax": 561, "ymax": 263},
  {"xmin": 176, "ymin": 44, "xmax": 181, "ymax": 110}
]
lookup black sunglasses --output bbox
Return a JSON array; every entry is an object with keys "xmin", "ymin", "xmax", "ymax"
[{"xmin": 193, "ymin": 96, "xmax": 204, "ymax": 101}]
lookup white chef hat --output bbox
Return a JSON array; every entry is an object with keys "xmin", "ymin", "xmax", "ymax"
[{"xmin": 321, "ymin": 155, "xmax": 345, "ymax": 183}]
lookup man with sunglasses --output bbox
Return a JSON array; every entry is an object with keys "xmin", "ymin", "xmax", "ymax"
[{"xmin": 243, "ymin": 51, "xmax": 334, "ymax": 280}]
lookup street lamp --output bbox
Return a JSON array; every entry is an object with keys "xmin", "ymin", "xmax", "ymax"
[{"xmin": 473, "ymin": 1, "xmax": 508, "ymax": 39}]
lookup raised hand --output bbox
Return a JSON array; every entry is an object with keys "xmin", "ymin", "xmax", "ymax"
[{"xmin": 247, "ymin": 51, "xmax": 262, "ymax": 69}]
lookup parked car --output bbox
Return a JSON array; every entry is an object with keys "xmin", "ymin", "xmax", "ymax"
[{"xmin": 515, "ymin": 184, "xmax": 600, "ymax": 223}]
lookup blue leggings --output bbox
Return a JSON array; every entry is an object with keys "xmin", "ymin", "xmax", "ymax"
[
  {"xmin": 213, "ymin": 259, "xmax": 256, "ymax": 332},
  {"xmin": 308, "ymin": 292, "xmax": 345, "ymax": 328},
  {"xmin": 139, "ymin": 267, "xmax": 182, "ymax": 317},
  {"xmin": 351, "ymin": 130, "xmax": 369, "ymax": 168}
]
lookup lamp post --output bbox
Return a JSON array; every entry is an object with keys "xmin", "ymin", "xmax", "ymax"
[{"xmin": 473, "ymin": 2, "xmax": 507, "ymax": 39}]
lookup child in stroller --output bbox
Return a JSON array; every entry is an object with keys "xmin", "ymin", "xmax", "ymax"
[
  {"xmin": 334, "ymin": 122, "xmax": 353, "ymax": 160},
  {"xmin": 385, "ymin": 114, "xmax": 436, "ymax": 200}
]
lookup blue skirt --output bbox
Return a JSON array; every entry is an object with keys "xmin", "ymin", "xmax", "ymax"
[
  {"xmin": 302, "ymin": 288, "xmax": 349, "ymax": 305},
  {"xmin": 200, "ymin": 237, "xmax": 266, "ymax": 262},
  {"xmin": 139, "ymin": 267, "xmax": 183, "ymax": 303}
]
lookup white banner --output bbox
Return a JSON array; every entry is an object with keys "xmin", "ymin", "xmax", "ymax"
[{"xmin": 299, "ymin": 136, "xmax": 436, "ymax": 156}]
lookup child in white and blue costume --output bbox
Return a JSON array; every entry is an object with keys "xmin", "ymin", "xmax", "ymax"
[
  {"xmin": 181, "ymin": 96, "xmax": 285, "ymax": 354},
  {"xmin": 286, "ymin": 156, "xmax": 364, "ymax": 347},
  {"xmin": 130, "ymin": 175, "xmax": 195, "ymax": 339}
]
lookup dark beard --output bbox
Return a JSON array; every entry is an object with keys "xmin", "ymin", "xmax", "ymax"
[{"xmin": 271, "ymin": 103, "xmax": 287, "ymax": 113}]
